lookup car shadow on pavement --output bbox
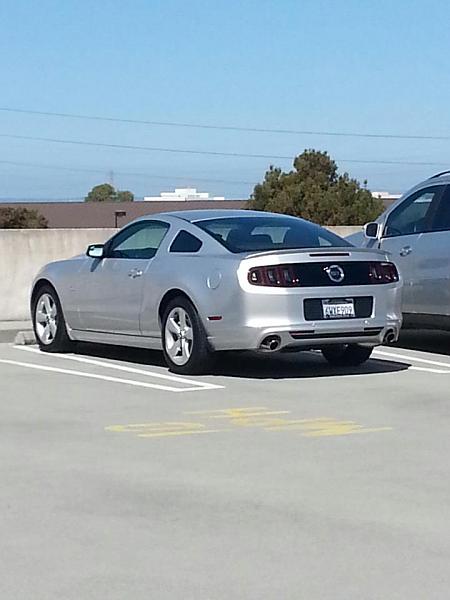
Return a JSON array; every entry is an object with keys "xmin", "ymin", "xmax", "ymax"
[
  {"xmin": 393, "ymin": 330, "xmax": 450, "ymax": 356},
  {"xmin": 207, "ymin": 351, "xmax": 409, "ymax": 379},
  {"xmin": 72, "ymin": 342, "xmax": 409, "ymax": 380}
]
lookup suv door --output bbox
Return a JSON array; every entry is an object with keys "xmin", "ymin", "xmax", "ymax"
[
  {"xmin": 79, "ymin": 220, "xmax": 169, "ymax": 334},
  {"xmin": 379, "ymin": 185, "xmax": 445, "ymax": 313},
  {"xmin": 411, "ymin": 185, "xmax": 450, "ymax": 317}
]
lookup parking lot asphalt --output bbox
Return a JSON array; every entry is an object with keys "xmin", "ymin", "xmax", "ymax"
[{"xmin": 1, "ymin": 336, "xmax": 450, "ymax": 600}]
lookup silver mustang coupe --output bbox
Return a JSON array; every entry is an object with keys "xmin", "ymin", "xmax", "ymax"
[{"xmin": 31, "ymin": 210, "xmax": 402, "ymax": 374}]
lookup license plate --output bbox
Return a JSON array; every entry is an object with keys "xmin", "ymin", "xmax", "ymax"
[{"xmin": 322, "ymin": 299, "xmax": 355, "ymax": 319}]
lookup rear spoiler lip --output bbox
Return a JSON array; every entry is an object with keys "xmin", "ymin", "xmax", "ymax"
[{"xmin": 242, "ymin": 246, "xmax": 387, "ymax": 259}]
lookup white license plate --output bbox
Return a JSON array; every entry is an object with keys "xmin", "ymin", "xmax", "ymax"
[{"xmin": 322, "ymin": 299, "xmax": 355, "ymax": 319}]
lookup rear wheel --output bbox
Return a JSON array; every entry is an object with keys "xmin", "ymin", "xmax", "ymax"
[
  {"xmin": 321, "ymin": 344, "xmax": 373, "ymax": 366},
  {"xmin": 32, "ymin": 285, "xmax": 73, "ymax": 352},
  {"xmin": 162, "ymin": 297, "xmax": 213, "ymax": 375}
]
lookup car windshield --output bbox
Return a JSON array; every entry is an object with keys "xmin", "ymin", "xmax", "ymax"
[{"xmin": 194, "ymin": 216, "xmax": 351, "ymax": 253}]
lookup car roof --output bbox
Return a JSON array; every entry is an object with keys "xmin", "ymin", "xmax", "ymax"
[
  {"xmin": 384, "ymin": 172, "xmax": 450, "ymax": 215},
  {"xmin": 412, "ymin": 172, "xmax": 450, "ymax": 192},
  {"xmin": 426, "ymin": 171, "xmax": 450, "ymax": 184},
  {"xmin": 132, "ymin": 209, "xmax": 308, "ymax": 224}
]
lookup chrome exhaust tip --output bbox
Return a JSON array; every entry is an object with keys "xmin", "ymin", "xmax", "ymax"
[
  {"xmin": 383, "ymin": 329, "xmax": 397, "ymax": 345},
  {"xmin": 259, "ymin": 335, "xmax": 282, "ymax": 352}
]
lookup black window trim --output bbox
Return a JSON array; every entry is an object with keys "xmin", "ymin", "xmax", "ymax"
[
  {"xmin": 104, "ymin": 219, "xmax": 170, "ymax": 259},
  {"xmin": 382, "ymin": 184, "xmax": 446, "ymax": 239}
]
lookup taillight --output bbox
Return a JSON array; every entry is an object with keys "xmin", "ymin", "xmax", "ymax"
[
  {"xmin": 369, "ymin": 262, "xmax": 399, "ymax": 283},
  {"xmin": 248, "ymin": 264, "xmax": 301, "ymax": 287}
]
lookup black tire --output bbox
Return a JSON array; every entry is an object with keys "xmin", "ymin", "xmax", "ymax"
[
  {"xmin": 321, "ymin": 344, "xmax": 373, "ymax": 366},
  {"xmin": 161, "ymin": 296, "xmax": 213, "ymax": 375},
  {"xmin": 32, "ymin": 284, "xmax": 73, "ymax": 352}
]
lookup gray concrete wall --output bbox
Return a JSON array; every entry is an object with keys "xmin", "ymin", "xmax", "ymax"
[
  {"xmin": 0, "ymin": 226, "xmax": 362, "ymax": 322},
  {"xmin": 1, "ymin": 229, "xmax": 117, "ymax": 321},
  {"xmin": 329, "ymin": 226, "xmax": 363, "ymax": 238}
]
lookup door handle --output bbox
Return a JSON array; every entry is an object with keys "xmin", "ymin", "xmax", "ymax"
[
  {"xmin": 399, "ymin": 246, "xmax": 412, "ymax": 257},
  {"xmin": 128, "ymin": 268, "xmax": 143, "ymax": 279}
]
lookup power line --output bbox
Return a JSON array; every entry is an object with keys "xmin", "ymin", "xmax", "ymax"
[
  {"xmin": 1, "ymin": 106, "xmax": 450, "ymax": 141},
  {"xmin": 0, "ymin": 159, "xmax": 255, "ymax": 185},
  {"xmin": 0, "ymin": 132, "xmax": 294, "ymax": 159},
  {"xmin": 0, "ymin": 159, "xmax": 109, "ymax": 175},
  {"xmin": 0, "ymin": 133, "xmax": 447, "ymax": 167}
]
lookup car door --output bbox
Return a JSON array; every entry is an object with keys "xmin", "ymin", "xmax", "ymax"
[
  {"xmin": 79, "ymin": 220, "xmax": 169, "ymax": 334},
  {"xmin": 410, "ymin": 185, "xmax": 450, "ymax": 316},
  {"xmin": 379, "ymin": 185, "xmax": 445, "ymax": 313}
]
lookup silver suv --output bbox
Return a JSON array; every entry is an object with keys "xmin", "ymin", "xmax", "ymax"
[{"xmin": 357, "ymin": 171, "xmax": 450, "ymax": 331}]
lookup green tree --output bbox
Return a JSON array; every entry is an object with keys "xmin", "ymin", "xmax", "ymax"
[
  {"xmin": 85, "ymin": 183, "xmax": 134, "ymax": 202},
  {"xmin": 0, "ymin": 207, "xmax": 48, "ymax": 229},
  {"xmin": 116, "ymin": 190, "xmax": 134, "ymax": 202},
  {"xmin": 248, "ymin": 150, "xmax": 384, "ymax": 225}
]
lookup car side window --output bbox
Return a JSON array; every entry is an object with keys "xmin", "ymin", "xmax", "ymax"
[
  {"xmin": 169, "ymin": 230, "xmax": 203, "ymax": 253},
  {"xmin": 108, "ymin": 221, "xmax": 169, "ymax": 259},
  {"xmin": 383, "ymin": 186, "xmax": 443, "ymax": 238},
  {"xmin": 430, "ymin": 185, "xmax": 450, "ymax": 232}
]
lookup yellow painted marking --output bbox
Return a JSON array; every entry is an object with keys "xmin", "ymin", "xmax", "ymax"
[
  {"xmin": 138, "ymin": 429, "xmax": 224, "ymax": 438},
  {"xmin": 304, "ymin": 426, "xmax": 393, "ymax": 437},
  {"xmin": 265, "ymin": 418, "xmax": 354, "ymax": 430},
  {"xmin": 186, "ymin": 407, "xmax": 292, "ymax": 429},
  {"xmin": 106, "ymin": 422, "xmax": 204, "ymax": 433},
  {"xmin": 186, "ymin": 407, "xmax": 291, "ymax": 419},
  {"xmin": 106, "ymin": 409, "xmax": 392, "ymax": 440},
  {"xmin": 105, "ymin": 421, "xmax": 224, "ymax": 438},
  {"xmin": 266, "ymin": 418, "xmax": 392, "ymax": 437}
]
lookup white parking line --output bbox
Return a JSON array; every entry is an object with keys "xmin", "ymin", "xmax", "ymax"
[
  {"xmin": 14, "ymin": 346, "xmax": 224, "ymax": 391},
  {"xmin": 409, "ymin": 366, "xmax": 450, "ymax": 374},
  {"xmin": 0, "ymin": 358, "xmax": 207, "ymax": 392},
  {"xmin": 374, "ymin": 349, "xmax": 450, "ymax": 372}
]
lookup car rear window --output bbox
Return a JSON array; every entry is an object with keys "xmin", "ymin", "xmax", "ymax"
[{"xmin": 194, "ymin": 216, "xmax": 351, "ymax": 253}]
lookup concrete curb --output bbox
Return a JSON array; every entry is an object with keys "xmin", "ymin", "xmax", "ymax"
[
  {"xmin": 13, "ymin": 330, "xmax": 37, "ymax": 345},
  {"xmin": 0, "ymin": 329, "xmax": 36, "ymax": 344},
  {"xmin": 0, "ymin": 321, "xmax": 34, "ymax": 344}
]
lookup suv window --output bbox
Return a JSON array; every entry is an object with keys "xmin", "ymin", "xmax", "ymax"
[
  {"xmin": 108, "ymin": 221, "xmax": 169, "ymax": 259},
  {"xmin": 383, "ymin": 186, "xmax": 444, "ymax": 238},
  {"xmin": 430, "ymin": 186, "xmax": 450, "ymax": 232},
  {"xmin": 170, "ymin": 230, "xmax": 203, "ymax": 253}
]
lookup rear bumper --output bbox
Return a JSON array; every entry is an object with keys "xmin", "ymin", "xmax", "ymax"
[
  {"xmin": 208, "ymin": 319, "xmax": 402, "ymax": 351},
  {"xmin": 206, "ymin": 283, "xmax": 403, "ymax": 351}
]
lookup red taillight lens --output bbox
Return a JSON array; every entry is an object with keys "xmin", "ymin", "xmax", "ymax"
[
  {"xmin": 369, "ymin": 262, "xmax": 399, "ymax": 283},
  {"xmin": 248, "ymin": 264, "xmax": 301, "ymax": 287}
]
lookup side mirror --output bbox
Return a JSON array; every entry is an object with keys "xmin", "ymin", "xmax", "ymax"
[
  {"xmin": 364, "ymin": 222, "xmax": 380, "ymax": 239},
  {"xmin": 86, "ymin": 244, "xmax": 105, "ymax": 259}
]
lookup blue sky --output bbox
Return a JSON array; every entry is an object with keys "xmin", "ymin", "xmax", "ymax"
[{"xmin": 1, "ymin": 0, "xmax": 450, "ymax": 200}]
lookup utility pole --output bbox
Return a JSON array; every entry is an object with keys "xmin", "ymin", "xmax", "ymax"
[{"xmin": 108, "ymin": 170, "xmax": 115, "ymax": 187}]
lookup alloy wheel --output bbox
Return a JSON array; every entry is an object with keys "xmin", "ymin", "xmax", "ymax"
[
  {"xmin": 164, "ymin": 307, "xmax": 194, "ymax": 366},
  {"xmin": 35, "ymin": 293, "xmax": 58, "ymax": 345}
]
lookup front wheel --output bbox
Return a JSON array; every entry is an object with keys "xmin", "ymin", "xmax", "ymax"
[
  {"xmin": 32, "ymin": 285, "xmax": 73, "ymax": 352},
  {"xmin": 162, "ymin": 297, "xmax": 213, "ymax": 375},
  {"xmin": 321, "ymin": 344, "xmax": 373, "ymax": 366}
]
